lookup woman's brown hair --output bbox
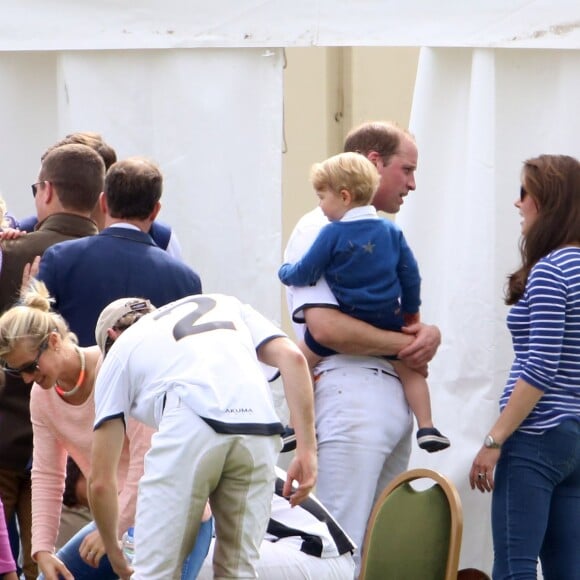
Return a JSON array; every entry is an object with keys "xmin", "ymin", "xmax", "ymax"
[{"xmin": 506, "ymin": 154, "xmax": 580, "ymax": 305}]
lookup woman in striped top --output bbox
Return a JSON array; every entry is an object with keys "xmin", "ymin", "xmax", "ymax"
[{"xmin": 470, "ymin": 155, "xmax": 580, "ymax": 579}]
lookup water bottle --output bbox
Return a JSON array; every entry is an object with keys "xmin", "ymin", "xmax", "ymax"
[{"xmin": 121, "ymin": 526, "xmax": 135, "ymax": 563}]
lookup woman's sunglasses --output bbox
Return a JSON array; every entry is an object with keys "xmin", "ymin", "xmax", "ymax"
[{"xmin": 2, "ymin": 338, "xmax": 49, "ymax": 377}]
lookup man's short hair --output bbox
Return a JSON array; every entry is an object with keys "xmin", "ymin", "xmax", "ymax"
[
  {"xmin": 310, "ymin": 152, "xmax": 380, "ymax": 205},
  {"xmin": 41, "ymin": 132, "xmax": 117, "ymax": 170},
  {"xmin": 344, "ymin": 121, "xmax": 414, "ymax": 164},
  {"xmin": 104, "ymin": 157, "xmax": 163, "ymax": 220},
  {"xmin": 39, "ymin": 144, "xmax": 105, "ymax": 212}
]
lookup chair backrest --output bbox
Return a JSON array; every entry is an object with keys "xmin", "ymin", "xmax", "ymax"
[{"xmin": 359, "ymin": 468, "xmax": 463, "ymax": 580}]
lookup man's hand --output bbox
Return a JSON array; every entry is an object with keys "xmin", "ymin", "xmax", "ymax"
[
  {"xmin": 283, "ymin": 449, "xmax": 318, "ymax": 507},
  {"xmin": 36, "ymin": 551, "xmax": 74, "ymax": 580},
  {"xmin": 80, "ymin": 528, "xmax": 107, "ymax": 568},
  {"xmin": 398, "ymin": 323, "xmax": 441, "ymax": 368}
]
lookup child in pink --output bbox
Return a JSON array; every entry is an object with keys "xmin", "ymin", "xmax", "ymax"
[{"xmin": 0, "ymin": 497, "xmax": 18, "ymax": 580}]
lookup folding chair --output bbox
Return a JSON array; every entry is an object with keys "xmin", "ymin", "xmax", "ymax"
[{"xmin": 359, "ymin": 468, "xmax": 463, "ymax": 580}]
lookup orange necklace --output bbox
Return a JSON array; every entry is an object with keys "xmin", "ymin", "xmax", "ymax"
[{"xmin": 54, "ymin": 347, "xmax": 86, "ymax": 398}]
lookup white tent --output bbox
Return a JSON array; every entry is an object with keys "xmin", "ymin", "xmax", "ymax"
[
  {"xmin": 2, "ymin": 1, "xmax": 579, "ymax": 573},
  {"xmin": 400, "ymin": 45, "xmax": 580, "ymax": 573}
]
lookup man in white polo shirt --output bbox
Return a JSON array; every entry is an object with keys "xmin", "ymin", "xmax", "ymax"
[
  {"xmin": 285, "ymin": 121, "xmax": 441, "ymax": 574},
  {"xmin": 88, "ymin": 295, "xmax": 317, "ymax": 580}
]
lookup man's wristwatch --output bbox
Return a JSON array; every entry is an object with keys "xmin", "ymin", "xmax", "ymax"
[{"xmin": 484, "ymin": 434, "xmax": 501, "ymax": 449}]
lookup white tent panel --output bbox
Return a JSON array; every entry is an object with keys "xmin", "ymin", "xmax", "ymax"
[
  {"xmin": 1, "ymin": 1, "xmax": 579, "ymax": 50},
  {"xmin": 0, "ymin": 49, "xmax": 284, "ymax": 322},
  {"xmin": 2, "ymin": 3, "xmax": 580, "ymax": 574},
  {"xmin": 400, "ymin": 47, "xmax": 580, "ymax": 571}
]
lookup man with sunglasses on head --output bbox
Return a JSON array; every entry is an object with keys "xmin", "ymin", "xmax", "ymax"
[{"xmin": 0, "ymin": 143, "xmax": 105, "ymax": 580}]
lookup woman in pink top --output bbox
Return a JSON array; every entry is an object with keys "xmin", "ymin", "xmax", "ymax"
[
  {"xmin": 0, "ymin": 281, "xmax": 153, "ymax": 580},
  {"xmin": 0, "ymin": 497, "xmax": 18, "ymax": 580}
]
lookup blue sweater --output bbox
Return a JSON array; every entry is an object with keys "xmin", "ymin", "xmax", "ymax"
[
  {"xmin": 279, "ymin": 209, "xmax": 421, "ymax": 330},
  {"xmin": 503, "ymin": 247, "xmax": 580, "ymax": 433}
]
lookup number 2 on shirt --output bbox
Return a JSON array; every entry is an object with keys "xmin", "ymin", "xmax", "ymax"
[{"xmin": 154, "ymin": 296, "xmax": 235, "ymax": 340}]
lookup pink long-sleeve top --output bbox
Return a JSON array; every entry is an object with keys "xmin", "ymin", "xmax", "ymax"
[
  {"xmin": 0, "ymin": 497, "xmax": 17, "ymax": 574},
  {"xmin": 30, "ymin": 381, "xmax": 153, "ymax": 558}
]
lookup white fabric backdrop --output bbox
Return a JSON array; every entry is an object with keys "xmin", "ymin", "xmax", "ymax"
[
  {"xmin": 399, "ymin": 47, "xmax": 580, "ymax": 572},
  {"xmin": 0, "ymin": 49, "xmax": 284, "ymax": 321},
  {"xmin": 3, "ymin": 2, "xmax": 580, "ymax": 572}
]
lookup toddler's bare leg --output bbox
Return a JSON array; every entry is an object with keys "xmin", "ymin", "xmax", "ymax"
[{"xmin": 391, "ymin": 360, "xmax": 433, "ymax": 429}]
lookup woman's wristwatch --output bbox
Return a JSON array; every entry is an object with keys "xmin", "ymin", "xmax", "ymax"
[{"xmin": 484, "ymin": 434, "xmax": 501, "ymax": 449}]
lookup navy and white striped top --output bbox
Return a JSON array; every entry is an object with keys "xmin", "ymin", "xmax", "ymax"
[{"xmin": 502, "ymin": 246, "xmax": 580, "ymax": 433}]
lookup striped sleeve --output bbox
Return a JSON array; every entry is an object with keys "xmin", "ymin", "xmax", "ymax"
[{"xmin": 519, "ymin": 260, "xmax": 567, "ymax": 391}]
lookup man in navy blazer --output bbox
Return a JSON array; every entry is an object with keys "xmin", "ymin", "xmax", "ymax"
[{"xmin": 38, "ymin": 157, "xmax": 202, "ymax": 347}]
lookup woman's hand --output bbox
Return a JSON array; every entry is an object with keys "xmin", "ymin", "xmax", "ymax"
[
  {"xmin": 469, "ymin": 446, "xmax": 501, "ymax": 492},
  {"xmin": 0, "ymin": 227, "xmax": 26, "ymax": 240},
  {"xmin": 107, "ymin": 543, "xmax": 134, "ymax": 580},
  {"xmin": 36, "ymin": 550, "xmax": 74, "ymax": 580},
  {"xmin": 20, "ymin": 255, "xmax": 41, "ymax": 298},
  {"xmin": 202, "ymin": 502, "xmax": 212, "ymax": 522},
  {"xmin": 80, "ymin": 528, "xmax": 107, "ymax": 567}
]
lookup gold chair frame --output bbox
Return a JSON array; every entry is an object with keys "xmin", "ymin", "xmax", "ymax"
[{"xmin": 359, "ymin": 468, "xmax": 463, "ymax": 580}]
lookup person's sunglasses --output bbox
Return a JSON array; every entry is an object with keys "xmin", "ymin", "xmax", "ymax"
[
  {"xmin": 2, "ymin": 337, "xmax": 49, "ymax": 377},
  {"xmin": 31, "ymin": 181, "xmax": 45, "ymax": 198},
  {"xmin": 520, "ymin": 186, "xmax": 528, "ymax": 202}
]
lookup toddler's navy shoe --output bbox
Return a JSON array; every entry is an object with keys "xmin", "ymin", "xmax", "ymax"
[{"xmin": 416, "ymin": 427, "xmax": 450, "ymax": 453}]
